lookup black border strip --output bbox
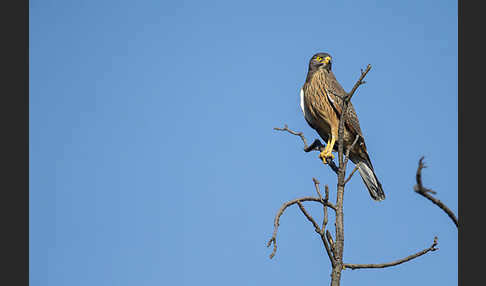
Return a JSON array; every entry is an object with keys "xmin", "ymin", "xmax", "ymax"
[{"xmin": 0, "ymin": 0, "xmax": 29, "ymax": 285}]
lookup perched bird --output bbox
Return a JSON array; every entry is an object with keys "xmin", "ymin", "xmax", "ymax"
[{"xmin": 299, "ymin": 52, "xmax": 385, "ymax": 201}]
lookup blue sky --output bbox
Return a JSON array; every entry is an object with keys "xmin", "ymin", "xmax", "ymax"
[{"xmin": 30, "ymin": 0, "xmax": 457, "ymax": 285}]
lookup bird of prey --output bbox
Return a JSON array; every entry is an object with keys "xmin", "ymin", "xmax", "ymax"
[{"xmin": 299, "ymin": 52, "xmax": 385, "ymax": 201}]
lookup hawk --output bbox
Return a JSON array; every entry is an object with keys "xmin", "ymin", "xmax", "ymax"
[{"xmin": 299, "ymin": 52, "xmax": 385, "ymax": 201}]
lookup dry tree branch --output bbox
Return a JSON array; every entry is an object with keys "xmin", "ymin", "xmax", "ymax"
[
  {"xmin": 414, "ymin": 157, "xmax": 458, "ymax": 228},
  {"xmin": 273, "ymin": 124, "xmax": 310, "ymax": 149},
  {"xmin": 266, "ymin": 178, "xmax": 337, "ymax": 265},
  {"xmin": 343, "ymin": 237, "xmax": 439, "ymax": 270},
  {"xmin": 326, "ymin": 230, "xmax": 336, "ymax": 257},
  {"xmin": 345, "ymin": 66, "xmax": 371, "ymax": 102},
  {"xmin": 315, "ymin": 179, "xmax": 337, "ymax": 263},
  {"xmin": 344, "ymin": 165, "xmax": 359, "ymax": 185},
  {"xmin": 297, "ymin": 201, "xmax": 321, "ymax": 231},
  {"xmin": 313, "ymin": 177, "xmax": 323, "ymax": 199},
  {"xmin": 337, "ymin": 65, "xmax": 371, "ymax": 167},
  {"xmin": 266, "ymin": 195, "xmax": 336, "ymax": 260},
  {"xmin": 297, "ymin": 198, "xmax": 337, "ymax": 265},
  {"xmin": 339, "ymin": 158, "xmax": 445, "ymax": 273},
  {"xmin": 273, "ymin": 125, "xmax": 339, "ymax": 174},
  {"xmin": 329, "ymin": 66, "xmax": 440, "ymax": 284},
  {"xmin": 330, "ymin": 65, "xmax": 372, "ymax": 286},
  {"xmin": 312, "ymin": 178, "xmax": 337, "ymax": 212},
  {"xmin": 296, "ymin": 200, "xmax": 337, "ymax": 264},
  {"xmin": 269, "ymin": 64, "xmax": 443, "ymax": 286}
]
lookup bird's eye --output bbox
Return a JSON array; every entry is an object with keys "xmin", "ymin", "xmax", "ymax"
[{"xmin": 315, "ymin": 56, "xmax": 322, "ymax": 62}]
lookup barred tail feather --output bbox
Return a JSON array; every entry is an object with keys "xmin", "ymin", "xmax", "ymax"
[{"xmin": 357, "ymin": 160, "xmax": 385, "ymax": 201}]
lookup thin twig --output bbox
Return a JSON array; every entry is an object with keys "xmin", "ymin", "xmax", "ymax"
[
  {"xmin": 273, "ymin": 124, "xmax": 309, "ymax": 148},
  {"xmin": 319, "ymin": 181, "xmax": 336, "ymax": 263},
  {"xmin": 297, "ymin": 201, "xmax": 320, "ymax": 231},
  {"xmin": 343, "ymin": 237, "xmax": 439, "ymax": 270},
  {"xmin": 415, "ymin": 156, "xmax": 437, "ymax": 195},
  {"xmin": 296, "ymin": 200, "xmax": 336, "ymax": 265},
  {"xmin": 344, "ymin": 165, "xmax": 359, "ymax": 185},
  {"xmin": 345, "ymin": 65, "xmax": 372, "ymax": 102},
  {"xmin": 266, "ymin": 179, "xmax": 337, "ymax": 266},
  {"xmin": 313, "ymin": 178, "xmax": 324, "ymax": 201},
  {"xmin": 274, "ymin": 124, "xmax": 339, "ymax": 174},
  {"xmin": 312, "ymin": 179, "xmax": 337, "ymax": 211},
  {"xmin": 267, "ymin": 196, "xmax": 336, "ymax": 259},
  {"xmin": 414, "ymin": 157, "xmax": 458, "ymax": 228}
]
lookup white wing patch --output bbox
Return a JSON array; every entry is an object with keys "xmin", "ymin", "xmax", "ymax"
[
  {"xmin": 324, "ymin": 87, "xmax": 336, "ymax": 106},
  {"xmin": 299, "ymin": 88, "xmax": 306, "ymax": 116},
  {"xmin": 300, "ymin": 88, "xmax": 313, "ymax": 125}
]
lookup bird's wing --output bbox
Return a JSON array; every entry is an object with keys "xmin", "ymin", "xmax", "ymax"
[{"xmin": 323, "ymin": 71, "xmax": 363, "ymax": 136}]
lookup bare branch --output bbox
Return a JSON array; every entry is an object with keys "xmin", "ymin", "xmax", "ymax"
[
  {"xmin": 345, "ymin": 64, "xmax": 372, "ymax": 102},
  {"xmin": 267, "ymin": 196, "xmax": 336, "ymax": 259},
  {"xmin": 326, "ymin": 229, "xmax": 336, "ymax": 257},
  {"xmin": 313, "ymin": 177, "xmax": 324, "ymax": 201},
  {"xmin": 331, "ymin": 65, "xmax": 372, "ymax": 286},
  {"xmin": 321, "ymin": 232, "xmax": 337, "ymax": 267},
  {"xmin": 297, "ymin": 201, "xmax": 320, "ymax": 231},
  {"xmin": 274, "ymin": 124, "xmax": 339, "ymax": 174},
  {"xmin": 312, "ymin": 179, "xmax": 337, "ymax": 212},
  {"xmin": 266, "ymin": 178, "xmax": 337, "ymax": 265},
  {"xmin": 304, "ymin": 206, "xmax": 338, "ymax": 267},
  {"xmin": 324, "ymin": 184, "xmax": 330, "ymax": 201},
  {"xmin": 319, "ymin": 182, "xmax": 336, "ymax": 264},
  {"xmin": 321, "ymin": 184, "xmax": 331, "ymax": 229},
  {"xmin": 273, "ymin": 124, "xmax": 310, "ymax": 149},
  {"xmin": 297, "ymin": 201, "xmax": 338, "ymax": 266},
  {"xmin": 344, "ymin": 165, "xmax": 360, "ymax": 185},
  {"xmin": 268, "ymin": 64, "xmax": 453, "ymax": 286},
  {"xmin": 414, "ymin": 157, "xmax": 458, "ymax": 228},
  {"xmin": 343, "ymin": 237, "xmax": 439, "ymax": 270},
  {"xmin": 415, "ymin": 156, "xmax": 437, "ymax": 194}
]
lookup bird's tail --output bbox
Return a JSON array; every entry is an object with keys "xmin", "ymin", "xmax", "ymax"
[{"xmin": 356, "ymin": 156, "xmax": 385, "ymax": 201}]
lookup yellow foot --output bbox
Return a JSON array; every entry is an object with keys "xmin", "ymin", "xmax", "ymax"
[{"xmin": 319, "ymin": 150, "xmax": 335, "ymax": 164}]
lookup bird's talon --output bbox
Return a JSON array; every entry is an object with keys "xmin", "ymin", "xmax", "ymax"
[{"xmin": 319, "ymin": 151, "xmax": 334, "ymax": 164}]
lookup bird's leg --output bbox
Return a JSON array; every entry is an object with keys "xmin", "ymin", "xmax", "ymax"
[
  {"xmin": 318, "ymin": 141, "xmax": 329, "ymax": 163},
  {"xmin": 319, "ymin": 136, "xmax": 336, "ymax": 164}
]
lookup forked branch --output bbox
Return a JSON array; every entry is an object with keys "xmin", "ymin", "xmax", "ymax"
[
  {"xmin": 267, "ymin": 179, "xmax": 337, "ymax": 265},
  {"xmin": 269, "ymin": 64, "xmax": 445, "ymax": 286},
  {"xmin": 267, "ymin": 195, "xmax": 336, "ymax": 259},
  {"xmin": 414, "ymin": 157, "xmax": 458, "ymax": 228}
]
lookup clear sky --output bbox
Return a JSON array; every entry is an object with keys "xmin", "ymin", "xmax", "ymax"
[{"xmin": 30, "ymin": 0, "xmax": 457, "ymax": 285}]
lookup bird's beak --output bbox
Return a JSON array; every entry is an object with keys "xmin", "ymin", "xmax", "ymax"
[{"xmin": 323, "ymin": 56, "xmax": 331, "ymax": 64}]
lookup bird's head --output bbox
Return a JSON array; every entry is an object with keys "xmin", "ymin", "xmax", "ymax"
[{"xmin": 309, "ymin": 52, "xmax": 332, "ymax": 71}]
